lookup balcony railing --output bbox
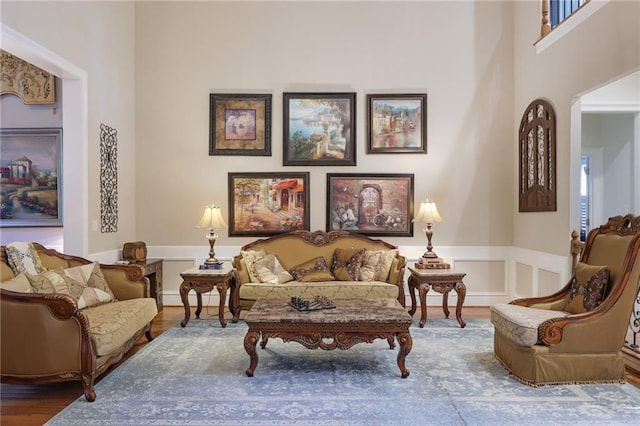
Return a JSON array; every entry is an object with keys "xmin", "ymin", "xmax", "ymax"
[{"xmin": 541, "ymin": 0, "xmax": 590, "ymax": 37}]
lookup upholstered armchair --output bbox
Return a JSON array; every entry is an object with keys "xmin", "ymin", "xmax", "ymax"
[{"xmin": 491, "ymin": 214, "xmax": 640, "ymax": 386}]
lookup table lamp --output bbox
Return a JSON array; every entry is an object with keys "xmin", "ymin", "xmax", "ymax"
[
  {"xmin": 197, "ymin": 204, "xmax": 227, "ymax": 266},
  {"xmin": 413, "ymin": 199, "xmax": 449, "ymax": 269}
]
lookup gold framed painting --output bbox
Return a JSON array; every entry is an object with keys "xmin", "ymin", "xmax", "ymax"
[{"xmin": 210, "ymin": 93, "xmax": 272, "ymax": 156}]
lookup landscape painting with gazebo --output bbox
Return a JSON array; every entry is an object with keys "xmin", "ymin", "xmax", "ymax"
[
  {"xmin": 0, "ymin": 128, "xmax": 62, "ymax": 227},
  {"xmin": 228, "ymin": 172, "xmax": 310, "ymax": 236}
]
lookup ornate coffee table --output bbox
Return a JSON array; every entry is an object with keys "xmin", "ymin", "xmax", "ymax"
[{"xmin": 243, "ymin": 298, "xmax": 413, "ymax": 378}]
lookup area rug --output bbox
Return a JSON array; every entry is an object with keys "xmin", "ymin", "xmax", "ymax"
[{"xmin": 46, "ymin": 318, "xmax": 640, "ymax": 425}]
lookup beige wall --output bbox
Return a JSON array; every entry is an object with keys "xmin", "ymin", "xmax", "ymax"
[
  {"xmin": 513, "ymin": 0, "xmax": 640, "ymax": 255},
  {"xmin": 134, "ymin": 1, "xmax": 515, "ymax": 250},
  {"xmin": 1, "ymin": 1, "xmax": 137, "ymax": 254}
]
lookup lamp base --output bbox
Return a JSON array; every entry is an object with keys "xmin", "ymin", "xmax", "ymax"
[{"xmin": 204, "ymin": 257, "xmax": 222, "ymax": 266}]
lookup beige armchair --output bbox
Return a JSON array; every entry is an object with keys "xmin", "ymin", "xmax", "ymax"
[{"xmin": 491, "ymin": 214, "xmax": 640, "ymax": 386}]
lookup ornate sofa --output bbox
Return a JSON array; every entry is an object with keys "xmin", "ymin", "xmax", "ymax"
[
  {"xmin": 491, "ymin": 214, "xmax": 640, "ymax": 386},
  {"xmin": 230, "ymin": 230, "xmax": 407, "ymax": 319},
  {"xmin": 0, "ymin": 243, "xmax": 158, "ymax": 401}
]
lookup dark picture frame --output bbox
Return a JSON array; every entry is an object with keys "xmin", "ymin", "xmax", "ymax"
[
  {"xmin": 209, "ymin": 93, "xmax": 272, "ymax": 156},
  {"xmin": 366, "ymin": 93, "xmax": 427, "ymax": 154},
  {"xmin": 283, "ymin": 92, "xmax": 356, "ymax": 166},
  {"xmin": 228, "ymin": 172, "xmax": 310, "ymax": 236},
  {"xmin": 326, "ymin": 173, "xmax": 414, "ymax": 237},
  {"xmin": 0, "ymin": 128, "xmax": 63, "ymax": 227}
]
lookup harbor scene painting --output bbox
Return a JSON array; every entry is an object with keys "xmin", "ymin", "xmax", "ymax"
[
  {"xmin": 367, "ymin": 94, "xmax": 427, "ymax": 153},
  {"xmin": 283, "ymin": 93, "xmax": 356, "ymax": 165},
  {"xmin": 0, "ymin": 128, "xmax": 62, "ymax": 227}
]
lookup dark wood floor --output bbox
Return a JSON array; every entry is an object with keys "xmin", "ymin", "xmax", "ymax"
[{"xmin": 1, "ymin": 306, "xmax": 639, "ymax": 426}]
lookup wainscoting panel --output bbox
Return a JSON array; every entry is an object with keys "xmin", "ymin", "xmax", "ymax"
[
  {"xmin": 80, "ymin": 245, "xmax": 569, "ymax": 308},
  {"xmin": 515, "ymin": 263, "xmax": 533, "ymax": 298}
]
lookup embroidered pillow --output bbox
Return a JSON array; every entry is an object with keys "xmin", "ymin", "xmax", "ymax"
[
  {"xmin": 290, "ymin": 257, "xmax": 334, "ymax": 282},
  {"xmin": 252, "ymin": 254, "xmax": 294, "ymax": 284},
  {"xmin": 358, "ymin": 250, "xmax": 383, "ymax": 281},
  {"xmin": 62, "ymin": 263, "xmax": 116, "ymax": 309},
  {"xmin": 26, "ymin": 269, "xmax": 84, "ymax": 301},
  {"xmin": 564, "ymin": 262, "xmax": 610, "ymax": 314},
  {"xmin": 86, "ymin": 262, "xmax": 116, "ymax": 299},
  {"xmin": 0, "ymin": 273, "xmax": 33, "ymax": 293},
  {"xmin": 375, "ymin": 249, "xmax": 399, "ymax": 281},
  {"xmin": 331, "ymin": 248, "xmax": 365, "ymax": 281},
  {"xmin": 5, "ymin": 242, "xmax": 46, "ymax": 275},
  {"xmin": 241, "ymin": 250, "xmax": 267, "ymax": 283}
]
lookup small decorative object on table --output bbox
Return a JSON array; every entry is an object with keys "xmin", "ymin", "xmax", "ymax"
[
  {"xmin": 289, "ymin": 296, "xmax": 336, "ymax": 311},
  {"xmin": 199, "ymin": 263, "xmax": 223, "ymax": 270},
  {"xmin": 415, "ymin": 258, "xmax": 450, "ymax": 270},
  {"xmin": 122, "ymin": 241, "xmax": 147, "ymax": 263}
]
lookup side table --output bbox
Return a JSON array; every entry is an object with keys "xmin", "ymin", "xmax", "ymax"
[
  {"xmin": 139, "ymin": 259, "xmax": 163, "ymax": 312},
  {"xmin": 179, "ymin": 265, "xmax": 236, "ymax": 328},
  {"xmin": 407, "ymin": 266, "xmax": 467, "ymax": 328}
]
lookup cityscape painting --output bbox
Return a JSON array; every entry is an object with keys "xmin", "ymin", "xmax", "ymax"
[{"xmin": 366, "ymin": 93, "xmax": 427, "ymax": 153}]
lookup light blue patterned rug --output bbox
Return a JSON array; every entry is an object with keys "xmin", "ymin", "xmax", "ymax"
[{"xmin": 46, "ymin": 318, "xmax": 640, "ymax": 425}]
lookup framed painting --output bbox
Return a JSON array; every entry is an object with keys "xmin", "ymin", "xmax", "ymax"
[
  {"xmin": 326, "ymin": 173, "xmax": 414, "ymax": 237},
  {"xmin": 366, "ymin": 93, "xmax": 427, "ymax": 153},
  {"xmin": 0, "ymin": 128, "xmax": 63, "ymax": 227},
  {"xmin": 228, "ymin": 172, "xmax": 310, "ymax": 236},
  {"xmin": 209, "ymin": 93, "xmax": 272, "ymax": 156},
  {"xmin": 283, "ymin": 92, "xmax": 356, "ymax": 166}
]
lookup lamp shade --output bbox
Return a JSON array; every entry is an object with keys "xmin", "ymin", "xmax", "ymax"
[
  {"xmin": 414, "ymin": 200, "xmax": 442, "ymax": 224},
  {"xmin": 197, "ymin": 205, "xmax": 228, "ymax": 229}
]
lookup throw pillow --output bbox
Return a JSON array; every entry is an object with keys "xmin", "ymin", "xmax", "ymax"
[
  {"xmin": 290, "ymin": 257, "xmax": 334, "ymax": 282},
  {"xmin": 0, "ymin": 272, "xmax": 33, "ymax": 293},
  {"xmin": 331, "ymin": 248, "xmax": 365, "ymax": 281},
  {"xmin": 86, "ymin": 262, "xmax": 116, "ymax": 299},
  {"xmin": 252, "ymin": 254, "xmax": 294, "ymax": 284},
  {"xmin": 375, "ymin": 249, "xmax": 399, "ymax": 281},
  {"xmin": 26, "ymin": 269, "xmax": 84, "ymax": 301},
  {"xmin": 5, "ymin": 242, "xmax": 46, "ymax": 275},
  {"xmin": 241, "ymin": 250, "xmax": 267, "ymax": 282},
  {"xmin": 359, "ymin": 250, "xmax": 383, "ymax": 281},
  {"xmin": 62, "ymin": 263, "xmax": 116, "ymax": 309},
  {"xmin": 564, "ymin": 262, "xmax": 610, "ymax": 314}
]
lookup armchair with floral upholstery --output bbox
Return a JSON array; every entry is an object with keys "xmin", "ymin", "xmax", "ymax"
[{"xmin": 490, "ymin": 214, "xmax": 640, "ymax": 386}]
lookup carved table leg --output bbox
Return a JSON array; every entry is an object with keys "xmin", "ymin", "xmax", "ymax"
[
  {"xmin": 244, "ymin": 330, "xmax": 260, "ymax": 377},
  {"xmin": 195, "ymin": 292, "xmax": 203, "ymax": 319},
  {"xmin": 216, "ymin": 282, "xmax": 228, "ymax": 328},
  {"xmin": 454, "ymin": 281, "xmax": 467, "ymax": 328},
  {"xmin": 396, "ymin": 331, "xmax": 412, "ymax": 378},
  {"xmin": 179, "ymin": 282, "xmax": 192, "ymax": 327},
  {"xmin": 387, "ymin": 335, "xmax": 395, "ymax": 349},
  {"xmin": 442, "ymin": 289, "xmax": 450, "ymax": 318},
  {"xmin": 417, "ymin": 283, "xmax": 429, "ymax": 328},
  {"xmin": 408, "ymin": 275, "xmax": 418, "ymax": 316}
]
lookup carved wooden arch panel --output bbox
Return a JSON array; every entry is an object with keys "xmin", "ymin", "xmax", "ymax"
[{"xmin": 519, "ymin": 99, "xmax": 556, "ymax": 212}]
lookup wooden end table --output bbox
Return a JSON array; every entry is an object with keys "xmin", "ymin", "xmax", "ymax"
[
  {"xmin": 244, "ymin": 298, "xmax": 413, "ymax": 378},
  {"xmin": 179, "ymin": 265, "xmax": 236, "ymax": 328},
  {"xmin": 407, "ymin": 266, "xmax": 467, "ymax": 328}
]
